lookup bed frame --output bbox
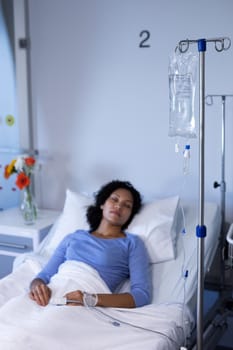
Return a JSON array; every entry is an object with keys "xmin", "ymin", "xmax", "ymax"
[{"xmin": 187, "ymin": 239, "xmax": 233, "ymax": 350}]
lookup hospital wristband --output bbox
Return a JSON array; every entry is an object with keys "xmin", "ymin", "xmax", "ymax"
[{"xmin": 83, "ymin": 292, "xmax": 98, "ymax": 307}]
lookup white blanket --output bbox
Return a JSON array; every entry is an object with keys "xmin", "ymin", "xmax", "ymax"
[{"xmin": 0, "ymin": 260, "xmax": 194, "ymax": 350}]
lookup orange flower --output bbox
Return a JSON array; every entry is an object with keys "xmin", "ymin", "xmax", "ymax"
[
  {"xmin": 4, "ymin": 165, "xmax": 11, "ymax": 179},
  {"xmin": 15, "ymin": 172, "xmax": 31, "ymax": 190},
  {"xmin": 25, "ymin": 157, "xmax": 36, "ymax": 167},
  {"xmin": 4, "ymin": 159, "xmax": 16, "ymax": 179}
]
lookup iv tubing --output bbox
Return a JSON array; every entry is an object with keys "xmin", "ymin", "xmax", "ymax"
[
  {"xmin": 176, "ymin": 36, "xmax": 231, "ymax": 350},
  {"xmin": 221, "ymin": 96, "xmax": 226, "ymax": 225}
]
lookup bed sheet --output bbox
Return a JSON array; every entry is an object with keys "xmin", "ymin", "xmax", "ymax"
[
  {"xmin": 0, "ymin": 260, "xmax": 194, "ymax": 350},
  {"xmin": 0, "ymin": 300, "xmax": 192, "ymax": 350}
]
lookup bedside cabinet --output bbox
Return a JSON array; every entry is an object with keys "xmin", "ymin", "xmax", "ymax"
[{"xmin": 0, "ymin": 207, "xmax": 60, "ymax": 278}]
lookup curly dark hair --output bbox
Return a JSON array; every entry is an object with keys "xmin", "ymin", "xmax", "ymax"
[{"xmin": 86, "ymin": 180, "xmax": 142, "ymax": 232}]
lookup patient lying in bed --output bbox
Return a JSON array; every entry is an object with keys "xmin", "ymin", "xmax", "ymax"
[
  {"xmin": 0, "ymin": 185, "xmax": 200, "ymax": 349},
  {"xmin": 29, "ymin": 180, "xmax": 151, "ymax": 309}
]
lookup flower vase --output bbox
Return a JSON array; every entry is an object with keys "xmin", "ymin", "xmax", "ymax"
[{"xmin": 20, "ymin": 186, "xmax": 37, "ymax": 225}]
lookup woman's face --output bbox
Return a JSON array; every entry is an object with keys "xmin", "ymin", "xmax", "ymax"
[{"xmin": 101, "ymin": 188, "xmax": 134, "ymax": 228}]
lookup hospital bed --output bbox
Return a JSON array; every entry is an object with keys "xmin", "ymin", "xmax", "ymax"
[{"xmin": 0, "ymin": 189, "xmax": 222, "ymax": 350}]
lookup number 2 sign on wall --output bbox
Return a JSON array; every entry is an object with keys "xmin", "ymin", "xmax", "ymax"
[{"xmin": 139, "ymin": 30, "xmax": 151, "ymax": 48}]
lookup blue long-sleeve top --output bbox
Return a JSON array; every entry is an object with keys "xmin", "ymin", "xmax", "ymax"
[{"xmin": 36, "ymin": 230, "xmax": 151, "ymax": 307}]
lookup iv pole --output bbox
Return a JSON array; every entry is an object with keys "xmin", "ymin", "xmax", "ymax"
[
  {"xmin": 205, "ymin": 94, "xmax": 233, "ymax": 229},
  {"xmin": 177, "ymin": 37, "xmax": 231, "ymax": 350},
  {"xmin": 205, "ymin": 94, "xmax": 233, "ymax": 290}
]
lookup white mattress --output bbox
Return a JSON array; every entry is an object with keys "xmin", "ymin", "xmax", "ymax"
[{"xmin": 0, "ymin": 200, "xmax": 221, "ymax": 350}]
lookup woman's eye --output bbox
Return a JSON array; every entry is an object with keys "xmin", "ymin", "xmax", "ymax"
[
  {"xmin": 109, "ymin": 196, "xmax": 132, "ymax": 209},
  {"xmin": 121, "ymin": 202, "xmax": 132, "ymax": 209}
]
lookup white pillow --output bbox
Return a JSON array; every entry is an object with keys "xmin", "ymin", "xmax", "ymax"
[
  {"xmin": 40, "ymin": 189, "xmax": 92, "ymax": 256},
  {"xmin": 40, "ymin": 189, "xmax": 179, "ymax": 264},
  {"xmin": 128, "ymin": 196, "xmax": 180, "ymax": 263}
]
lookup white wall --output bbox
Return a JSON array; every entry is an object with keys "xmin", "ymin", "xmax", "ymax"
[{"xmin": 28, "ymin": 0, "xmax": 233, "ymax": 222}]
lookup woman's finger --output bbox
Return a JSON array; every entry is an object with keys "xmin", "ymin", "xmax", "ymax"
[{"xmin": 32, "ymin": 285, "xmax": 51, "ymax": 306}]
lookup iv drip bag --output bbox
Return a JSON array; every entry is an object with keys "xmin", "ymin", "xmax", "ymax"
[{"xmin": 168, "ymin": 51, "xmax": 198, "ymax": 138}]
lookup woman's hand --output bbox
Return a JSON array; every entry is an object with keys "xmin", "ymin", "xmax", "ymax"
[
  {"xmin": 65, "ymin": 290, "xmax": 84, "ymax": 306},
  {"xmin": 29, "ymin": 278, "xmax": 51, "ymax": 306}
]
